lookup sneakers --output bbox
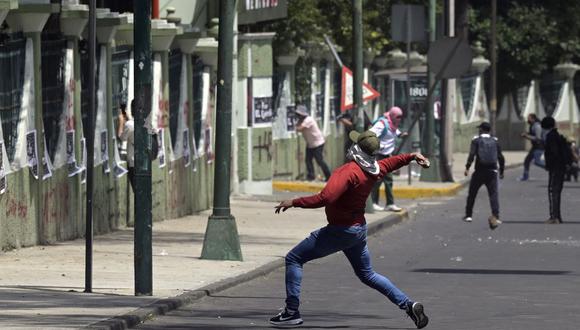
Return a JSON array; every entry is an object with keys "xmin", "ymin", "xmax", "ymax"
[
  {"xmin": 517, "ymin": 175, "xmax": 529, "ymax": 181},
  {"xmin": 269, "ymin": 308, "xmax": 303, "ymax": 327},
  {"xmin": 372, "ymin": 203, "xmax": 385, "ymax": 211},
  {"xmin": 545, "ymin": 218, "xmax": 563, "ymax": 224},
  {"xmin": 406, "ymin": 302, "xmax": 429, "ymax": 329},
  {"xmin": 463, "ymin": 216, "xmax": 473, "ymax": 223},
  {"xmin": 386, "ymin": 204, "xmax": 403, "ymax": 212},
  {"xmin": 488, "ymin": 215, "xmax": 502, "ymax": 230}
]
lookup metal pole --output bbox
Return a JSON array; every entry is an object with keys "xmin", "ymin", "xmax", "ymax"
[
  {"xmin": 490, "ymin": 0, "xmax": 497, "ymax": 135},
  {"xmin": 84, "ymin": 0, "xmax": 96, "ymax": 294},
  {"xmin": 200, "ymin": 0, "xmax": 243, "ymax": 261},
  {"xmin": 134, "ymin": 0, "xmax": 153, "ymax": 296},
  {"xmin": 353, "ymin": 0, "xmax": 363, "ymax": 132},
  {"xmin": 406, "ymin": 7, "xmax": 412, "ymax": 185}
]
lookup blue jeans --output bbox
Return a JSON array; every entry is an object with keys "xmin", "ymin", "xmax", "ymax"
[
  {"xmin": 284, "ymin": 224, "xmax": 410, "ymax": 311},
  {"xmin": 523, "ymin": 148, "xmax": 545, "ymax": 177}
]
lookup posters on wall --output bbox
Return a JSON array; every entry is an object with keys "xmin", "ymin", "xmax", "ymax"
[
  {"xmin": 204, "ymin": 126, "xmax": 213, "ymax": 164},
  {"xmin": 158, "ymin": 128, "xmax": 166, "ymax": 168},
  {"xmin": 112, "ymin": 136, "xmax": 128, "ymax": 178},
  {"xmin": 80, "ymin": 137, "xmax": 86, "ymax": 184},
  {"xmin": 0, "ymin": 141, "xmax": 6, "ymax": 194},
  {"xmin": 253, "ymin": 97, "xmax": 274, "ymax": 125},
  {"xmin": 66, "ymin": 130, "xmax": 83, "ymax": 177},
  {"xmin": 183, "ymin": 128, "xmax": 190, "ymax": 167},
  {"xmin": 42, "ymin": 136, "xmax": 52, "ymax": 180},
  {"xmin": 100, "ymin": 130, "xmax": 109, "ymax": 174},
  {"xmin": 315, "ymin": 93, "xmax": 323, "ymax": 120},
  {"xmin": 286, "ymin": 105, "xmax": 297, "ymax": 132},
  {"xmin": 26, "ymin": 130, "xmax": 38, "ymax": 179},
  {"xmin": 191, "ymin": 130, "xmax": 199, "ymax": 172}
]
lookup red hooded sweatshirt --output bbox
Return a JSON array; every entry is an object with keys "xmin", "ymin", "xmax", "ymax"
[{"xmin": 292, "ymin": 154, "xmax": 415, "ymax": 226}]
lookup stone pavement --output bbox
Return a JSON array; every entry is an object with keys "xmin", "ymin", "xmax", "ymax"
[{"xmin": 0, "ymin": 152, "xmax": 526, "ymax": 329}]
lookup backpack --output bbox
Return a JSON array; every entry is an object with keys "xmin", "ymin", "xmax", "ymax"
[
  {"xmin": 476, "ymin": 136, "xmax": 498, "ymax": 166},
  {"xmin": 371, "ymin": 117, "xmax": 390, "ymax": 138},
  {"xmin": 558, "ymin": 134, "xmax": 574, "ymax": 166}
]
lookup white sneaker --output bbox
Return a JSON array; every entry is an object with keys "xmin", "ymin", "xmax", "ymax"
[
  {"xmin": 386, "ymin": 204, "xmax": 403, "ymax": 212},
  {"xmin": 372, "ymin": 203, "xmax": 384, "ymax": 211},
  {"xmin": 463, "ymin": 216, "xmax": 473, "ymax": 222}
]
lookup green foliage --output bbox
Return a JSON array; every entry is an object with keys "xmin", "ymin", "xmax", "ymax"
[{"xmin": 469, "ymin": 1, "xmax": 580, "ymax": 95}]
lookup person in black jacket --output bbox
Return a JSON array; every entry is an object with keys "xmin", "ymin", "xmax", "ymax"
[
  {"xmin": 463, "ymin": 122, "xmax": 505, "ymax": 229},
  {"xmin": 542, "ymin": 117, "xmax": 568, "ymax": 224}
]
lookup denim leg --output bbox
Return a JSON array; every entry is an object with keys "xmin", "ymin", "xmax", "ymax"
[
  {"xmin": 522, "ymin": 149, "xmax": 533, "ymax": 176},
  {"xmin": 532, "ymin": 149, "xmax": 545, "ymax": 169},
  {"xmin": 343, "ymin": 237, "xmax": 410, "ymax": 309},
  {"xmin": 285, "ymin": 226, "xmax": 356, "ymax": 311}
]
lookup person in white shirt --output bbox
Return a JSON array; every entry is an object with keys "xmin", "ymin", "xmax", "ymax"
[
  {"xmin": 295, "ymin": 105, "xmax": 331, "ymax": 181},
  {"xmin": 369, "ymin": 106, "xmax": 408, "ymax": 212},
  {"xmin": 117, "ymin": 101, "xmax": 135, "ymax": 190}
]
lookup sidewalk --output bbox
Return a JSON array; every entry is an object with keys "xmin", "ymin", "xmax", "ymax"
[
  {"xmin": 274, "ymin": 152, "xmax": 526, "ymax": 198},
  {"xmin": 0, "ymin": 152, "xmax": 526, "ymax": 329}
]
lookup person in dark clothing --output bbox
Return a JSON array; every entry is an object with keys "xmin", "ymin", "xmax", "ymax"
[
  {"xmin": 542, "ymin": 117, "xmax": 569, "ymax": 224},
  {"xmin": 270, "ymin": 131, "xmax": 430, "ymax": 329},
  {"xmin": 519, "ymin": 113, "xmax": 545, "ymax": 181},
  {"xmin": 463, "ymin": 122, "xmax": 505, "ymax": 230}
]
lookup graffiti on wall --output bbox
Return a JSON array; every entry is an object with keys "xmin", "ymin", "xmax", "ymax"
[
  {"xmin": 6, "ymin": 198, "xmax": 28, "ymax": 219},
  {"xmin": 253, "ymin": 131, "xmax": 272, "ymax": 162},
  {"xmin": 42, "ymin": 182, "xmax": 70, "ymax": 226}
]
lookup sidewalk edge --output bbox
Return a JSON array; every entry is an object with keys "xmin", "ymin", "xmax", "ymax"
[{"xmin": 86, "ymin": 212, "xmax": 409, "ymax": 330}]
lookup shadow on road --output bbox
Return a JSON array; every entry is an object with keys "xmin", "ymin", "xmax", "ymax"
[{"xmin": 411, "ymin": 268, "xmax": 572, "ymax": 275}]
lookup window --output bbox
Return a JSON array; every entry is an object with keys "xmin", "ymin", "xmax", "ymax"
[{"xmin": 0, "ymin": 34, "xmax": 26, "ymax": 163}]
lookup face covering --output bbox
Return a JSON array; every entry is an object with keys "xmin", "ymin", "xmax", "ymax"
[{"xmin": 346, "ymin": 144, "xmax": 379, "ymax": 175}]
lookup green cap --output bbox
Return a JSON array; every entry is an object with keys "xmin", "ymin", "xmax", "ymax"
[{"xmin": 349, "ymin": 130, "xmax": 379, "ymax": 155}]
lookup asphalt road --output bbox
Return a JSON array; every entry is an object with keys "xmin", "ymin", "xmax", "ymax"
[{"xmin": 136, "ymin": 168, "xmax": 580, "ymax": 330}]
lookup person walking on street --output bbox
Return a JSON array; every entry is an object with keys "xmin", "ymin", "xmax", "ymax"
[
  {"xmin": 463, "ymin": 122, "xmax": 505, "ymax": 230},
  {"xmin": 369, "ymin": 107, "xmax": 408, "ymax": 212},
  {"xmin": 542, "ymin": 117, "xmax": 573, "ymax": 224},
  {"xmin": 270, "ymin": 130, "xmax": 430, "ymax": 329},
  {"xmin": 295, "ymin": 105, "xmax": 331, "ymax": 181},
  {"xmin": 117, "ymin": 101, "xmax": 135, "ymax": 190},
  {"xmin": 519, "ymin": 113, "xmax": 545, "ymax": 181}
]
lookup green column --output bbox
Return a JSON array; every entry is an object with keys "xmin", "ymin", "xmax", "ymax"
[
  {"xmin": 133, "ymin": 0, "xmax": 153, "ymax": 296},
  {"xmin": 201, "ymin": 0, "xmax": 242, "ymax": 261}
]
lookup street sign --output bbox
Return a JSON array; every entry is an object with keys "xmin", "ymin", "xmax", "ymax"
[
  {"xmin": 340, "ymin": 66, "xmax": 380, "ymax": 112},
  {"xmin": 427, "ymin": 37, "xmax": 472, "ymax": 79}
]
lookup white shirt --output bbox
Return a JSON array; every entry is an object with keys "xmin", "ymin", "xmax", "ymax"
[
  {"xmin": 120, "ymin": 120, "xmax": 135, "ymax": 167},
  {"xmin": 369, "ymin": 119, "xmax": 400, "ymax": 155}
]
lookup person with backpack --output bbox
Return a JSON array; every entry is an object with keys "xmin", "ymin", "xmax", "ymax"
[
  {"xmin": 369, "ymin": 107, "xmax": 408, "ymax": 212},
  {"xmin": 463, "ymin": 122, "xmax": 505, "ymax": 230},
  {"xmin": 519, "ymin": 113, "xmax": 545, "ymax": 181},
  {"xmin": 541, "ymin": 117, "xmax": 573, "ymax": 224}
]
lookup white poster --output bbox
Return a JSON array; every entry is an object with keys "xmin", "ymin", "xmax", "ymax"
[
  {"xmin": 80, "ymin": 137, "xmax": 86, "ymax": 184},
  {"xmin": 42, "ymin": 135, "xmax": 53, "ymax": 181},
  {"xmin": 112, "ymin": 136, "xmax": 127, "ymax": 178},
  {"xmin": 158, "ymin": 128, "xmax": 166, "ymax": 168},
  {"xmin": 94, "ymin": 45, "xmax": 108, "ymax": 166},
  {"xmin": 101, "ymin": 130, "xmax": 109, "ymax": 174},
  {"xmin": 183, "ymin": 128, "xmax": 190, "ymax": 167},
  {"xmin": 0, "ymin": 141, "xmax": 6, "ymax": 194},
  {"xmin": 66, "ymin": 130, "xmax": 83, "ymax": 177},
  {"xmin": 12, "ymin": 39, "xmax": 36, "ymax": 171},
  {"xmin": 53, "ymin": 42, "xmax": 75, "ymax": 169},
  {"xmin": 171, "ymin": 54, "xmax": 190, "ymax": 162}
]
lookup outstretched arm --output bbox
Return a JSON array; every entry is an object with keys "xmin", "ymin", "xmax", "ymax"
[
  {"xmin": 274, "ymin": 167, "xmax": 351, "ymax": 213},
  {"xmin": 378, "ymin": 153, "xmax": 417, "ymax": 173}
]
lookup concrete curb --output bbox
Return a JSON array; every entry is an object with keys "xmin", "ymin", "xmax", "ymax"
[
  {"xmin": 87, "ymin": 212, "xmax": 410, "ymax": 330},
  {"xmin": 273, "ymin": 163, "xmax": 523, "ymax": 199}
]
